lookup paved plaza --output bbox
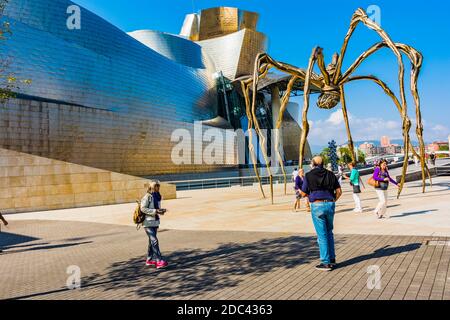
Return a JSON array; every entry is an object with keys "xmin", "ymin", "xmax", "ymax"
[{"xmin": 1, "ymin": 174, "xmax": 450, "ymax": 300}]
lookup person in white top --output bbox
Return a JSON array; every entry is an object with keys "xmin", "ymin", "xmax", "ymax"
[
  {"xmin": 413, "ymin": 155, "xmax": 419, "ymax": 167},
  {"xmin": 292, "ymin": 168, "xmax": 299, "ymax": 182},
  {"xmin": 337, "ymin": 164, "xmax": 344, "ymax": 186},
  {"xmin": 326, "ymin": 163, "xmax": 333, "ymax": 172}
]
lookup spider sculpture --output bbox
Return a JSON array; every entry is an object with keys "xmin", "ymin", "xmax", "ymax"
[{"xmin": 240, "ymin": 8, "xmax": 431, "ymax": 204}]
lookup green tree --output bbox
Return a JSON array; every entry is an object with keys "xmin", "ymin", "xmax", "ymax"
[
  {"xmin": 0, "ymin": 0, "xmax": 31, "ymax": 101},
  {"xmin": 320, "ymin": 147, "xmax": 330, "ymax": 166},
  {"xmin": 357, "ymin": 149, "xmax": 366, "ymax": 164},
  {"xmin": 438, "ymin": 144, "xmax": 449, "ymax": 158},
  {"xmin": 338, "ymin": 147, "xmax": 352, "ymax": 164},
  {"xmin": 338, "ymin": 146, "xmax": 366, "ymax": 165}
]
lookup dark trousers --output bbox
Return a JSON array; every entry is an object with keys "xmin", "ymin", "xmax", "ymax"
[{"xmin": 144, "ymin": 227, "xmax": 163, "ymax": 261}]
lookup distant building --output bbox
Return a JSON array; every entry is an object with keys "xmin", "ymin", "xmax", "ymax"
[
  {"xmin": 427, "ymin": 141, "xmax": 449, "ymax": 153},
  {"xmin": 359, "ymin": 142, "xmax": 378, "ymax": 157},
  {"xmin": 359, "ymin": 141, "xmax": 403, "ymax": 157},
  {"xmin": 380, "ymin": 136, "xmax": 391, "ymax": 148},
  {"xmin": 384, "ymin": 144, "xmax": 403, "ymax": 155}
]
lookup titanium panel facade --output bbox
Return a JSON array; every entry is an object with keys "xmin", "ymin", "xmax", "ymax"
[
  {"xmin": 0, "ymin": 0, "xmax": 238, "ymax": 176},
  {"xmin": 1, "ymin": 0, "xmax": 217, "ymax": 122},
  {"xmin": 0, "ymin": 1, "xmax": 308, "ymax": 177},
  {"xmin": 198, "ymin": 29, "xmax": 267, "ymax": 80},
  {"xmin": 180, "ymin": 13, "xmax": 200, "ymax": 41}
]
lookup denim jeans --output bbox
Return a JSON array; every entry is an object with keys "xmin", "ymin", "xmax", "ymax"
[
  {"xmin": 144, "ymin": 227, "xmax": 163, "ymax": 261},
  {"xmin": 310, "ymin": 202, "xmax": 336, "ymax": 264}
]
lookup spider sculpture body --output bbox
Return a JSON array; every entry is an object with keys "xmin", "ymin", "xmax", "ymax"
[{"xmin": 240, "ymin": 8, "xmax": 431, "ymax": 204}]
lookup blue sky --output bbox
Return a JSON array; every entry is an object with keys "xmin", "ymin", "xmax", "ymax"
[{"xmin": 75, "ymin": 0, "xmax": 450, "ymax": 145}]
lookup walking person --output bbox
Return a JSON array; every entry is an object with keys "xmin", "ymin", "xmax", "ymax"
[
  {"xmin": 337, "ymin": 164, "xmax": 344, "ymax": 186},
  {"xmin": 140, "ymin": 181, "xmax": 169, "ymax": 269},
  {"xmin": 301, "ymin": 156, "xmax": 342, "ymax": 271},
  {"xmin": 326, "ymin": 163, "xmax": 333, "ymax": 172},
  {"xmin": 0, "ymin": 213, "xmax": 9, "ymax": 253},
  {"xmin": 430, "ymin": 152, "xmax": 436, "ymax": 166},
  {"xmin": 344, "ymin": 162, "xmax": 364, "ymax": 213},
  {"xmin": 294, "ymin": 169, "xmax": 310, "ymax": 212},
  {"xmin": 292, "ymin": 168, "xmax": 299, "ymax": 183},
  {"xmin": 372, "ymin": 159, "xmax": 399, "ymax": 219}
]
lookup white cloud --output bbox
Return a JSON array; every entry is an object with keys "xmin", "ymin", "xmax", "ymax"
[
  {"xmin": 307, "ymin": 108, "xmax": 401, "ymax": 145},
  {"xmin": 326, "ymin": 109, "xmax": 345, "ymax": 125},
  {"xmin": 305, "ymin": 108, "xmax": 450, "ymax": 145},
  {"xmin": 431, "ymin": 124, "xmax": 448, "ymax": 133}
]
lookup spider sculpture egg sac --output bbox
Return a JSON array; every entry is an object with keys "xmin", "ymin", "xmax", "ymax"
[{"xmin": 317, "ymin": 90, "xmax": 341, "ymax": 109}]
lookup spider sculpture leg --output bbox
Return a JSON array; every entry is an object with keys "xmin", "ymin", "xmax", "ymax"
[
  {"xmin": 243, "ymin": 52, "xmax": 321, "ymax": 202},
  {"xmin": 339, "ymin": 86, "xmax": 357, "ymax": 163},
  {"xmin": 250, "ymin": 54, "xmax": 293, "ymax": 204},
  {"xmin": 274, "ymin": 76, "xmax": 298, "ymax": 195},
  {"xmin": 298, "ymin": 47, "xmax": 321, "ymax": 167},
  {"xmin": 341, "ymin": 41, "xmax": 431, "ymax": 193},
  {"xmin": 334, "ymin": 9, "xmax": 410, "ymax": 179},
  {"xmin": 250, "ymin": 56, "xmax": 275, "ymax": 203},
  {"xmin": 241, "ymin": 80, "xmax": 266, "ymax": 199},
  {"xmin": 346, "ymin": 75, "xmax": 413, "ymax": 198},
  {"xmin": 406, "ymin": 47, "xmax": 431, "ymax": 193},
  {"xmin": 335, "ymin": 9, "xmax": 408, "ymax": 119}
]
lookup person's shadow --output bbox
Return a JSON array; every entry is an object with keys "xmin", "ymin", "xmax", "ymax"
[
  {"xmin": 337, "ymin": 243, "xmax": 422, "ymax": 268},
  {"xmin": 390, "ymin": 209, "xmax": 438, "ymax": 219},
  {"xmin": 0, "ymin": 231, "xmax": 92, "ymax": 254}
]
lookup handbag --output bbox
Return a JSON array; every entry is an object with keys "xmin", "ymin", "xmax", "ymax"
[
  {"xmin": 367, "ymin": 177, "xmax": 379, "ymax": 188},
  {"xmin": 352, "ymin": 185, "xmax": 362, "ymax": 194}
]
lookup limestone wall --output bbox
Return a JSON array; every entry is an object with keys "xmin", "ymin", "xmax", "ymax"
[{"xmin": 0, "ymin": 148, "xmax": 176, "ymax": 214}]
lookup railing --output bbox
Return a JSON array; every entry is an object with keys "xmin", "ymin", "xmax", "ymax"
[
  {"xmin": 166, "ymin": 174, "xmax": 291, "ymax": 191},
  {"xmin": 436, "ymin": 164, "xmax": 450, "ymax": 177},
  {"xmin": 165, "ymin": 160, "xmax": 448, "ymax": 191}
]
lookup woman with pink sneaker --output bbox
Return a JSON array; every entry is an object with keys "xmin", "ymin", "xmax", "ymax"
[{"xmin": 140, "ymin": 180, "xmax": 168, "ymax": 269}]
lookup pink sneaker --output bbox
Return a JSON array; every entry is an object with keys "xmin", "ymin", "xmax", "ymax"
[
  {"xmin": 156, "ymin": 260, "xmax": 168, "ymax": 269},
  {"xmin": 145, "ymin": 259, "xmax": 156, "ymax": 267}
]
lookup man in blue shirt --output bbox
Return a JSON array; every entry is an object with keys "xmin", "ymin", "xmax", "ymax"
[{"xmin": 301, "ymin": 156, "xmax": 342, "ymax": 271}]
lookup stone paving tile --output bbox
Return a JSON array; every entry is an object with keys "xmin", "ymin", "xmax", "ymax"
[
  {"xmin": 289, "ymin": 234, "xmax": 375, "ymax": 300},
  {"xmin": 317, "ymin": 234, "xmax": 389, "ymax": 300},
  {"xmin": 389, "ymin": 237, "xmax": 428, "ymax": 300},
  {"xmin": 0, "ymin": 220, "xmax": 449, "ymax": 300},
  {"xmin": 377, "ymin": 236, "xmax": 422, "ymax": 300}
]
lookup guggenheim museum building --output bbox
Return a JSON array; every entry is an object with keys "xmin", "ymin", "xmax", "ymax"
[{"xmin": 0, "ymin": 0, "xmax": 312, "ymax": 179}]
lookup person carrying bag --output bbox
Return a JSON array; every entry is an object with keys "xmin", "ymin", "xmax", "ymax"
[
  {"xmin": 344, "ymin": 162, "xmax": 364, "ymax": 213},
  {"xmin": 372, "ymin": 160, "xmax": 399, "ymax": 219}
]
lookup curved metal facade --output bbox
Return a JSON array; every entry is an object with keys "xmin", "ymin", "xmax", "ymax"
[
  {"xmin": 0, "ymin": 1, "xmax": 306, "ymax": 177},
  {"xmin": 1, "ymin": 0, "xmax": 217, "ymax": 122},
  {"xmin": 0, "ymin": 0, "xmax": 239, "ymax": 177},
  {"xmin": 197, "ymin": 26, "xmax": 267, "ymax": 80},
  {"xmin": 128, "ymin": 30, "xmax": 213, "ymax": 70}
]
